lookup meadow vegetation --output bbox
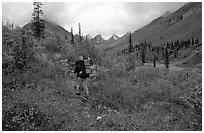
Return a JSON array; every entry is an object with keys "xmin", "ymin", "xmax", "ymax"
[{"xmin": 2, "ymin": 42, "xmax": 202, "ymax": 130}]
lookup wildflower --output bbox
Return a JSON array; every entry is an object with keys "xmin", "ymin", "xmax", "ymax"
[{"xmin": 96, "ymin": 116, "xmax": 102, "ymax": 120}]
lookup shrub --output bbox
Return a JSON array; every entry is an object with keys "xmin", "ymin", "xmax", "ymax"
[
  {"xmin": 2, "ymin": 102, "xmax": 50, "ymax": 131},
  {"xmin": 108, "ymin": 62, "xmax": 126, "ymax": 78}
]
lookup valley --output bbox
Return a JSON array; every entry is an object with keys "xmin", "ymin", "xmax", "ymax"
[{"xmin": 2, "ymin": 2, "xmax": 202, "ymax": 131}]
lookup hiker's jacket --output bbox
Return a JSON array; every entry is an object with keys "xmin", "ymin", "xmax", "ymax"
[{"xmin": 74, "ymin": 60, "xmax": 88, "ymax": 79}]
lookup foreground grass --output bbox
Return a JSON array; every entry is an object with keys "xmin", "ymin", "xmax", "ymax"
[
  {"xmin": 88, "ymin": 66, "xmax": 201, "ymax": 130},
  {"xmin": 2, "ymin": 64, "xmax": 202, "ymax": 131}
]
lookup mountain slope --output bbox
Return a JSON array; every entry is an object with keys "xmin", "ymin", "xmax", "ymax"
[
  {"xmin": 23, "ymin": 20, "xmax": 76, "ymax": 43},
  {"xmin": 106, "ymin": 2, "xmax": 202, "ymax": 53},
  {"xmin": 22, "ymin": 20, "xmax": 78, "ymax": 61}
]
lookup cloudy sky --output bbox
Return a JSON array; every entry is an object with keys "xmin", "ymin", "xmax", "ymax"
[{"xmin": 2, "ymin": 2, "xmax": 186, "ymax": 39}]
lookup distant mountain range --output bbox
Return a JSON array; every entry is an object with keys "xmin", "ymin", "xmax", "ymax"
[
  {"xmin": 22, "ymin": 2, "xmax": 201, "ymax": 56},
  {"xmin": 91, "ymin": 34, "xmax": 120, "ymax": 45}
]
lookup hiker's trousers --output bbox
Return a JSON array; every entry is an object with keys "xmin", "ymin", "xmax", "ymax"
[{"xmin": 76, "ymin": 77, "xmax": 89, "ymax": 95}]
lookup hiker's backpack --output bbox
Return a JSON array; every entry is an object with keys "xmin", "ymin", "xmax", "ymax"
[{"xmin": 84, "ymin": 59, "xmax": 91, "ymax": 75}]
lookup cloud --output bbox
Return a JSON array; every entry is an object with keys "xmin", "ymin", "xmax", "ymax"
[
  {"xmin": 120, "ymin": 2, "xmax": 186, "ymax": 30},
  {"xmin": 2, "ymin": 2, "xmax": 33, "ymax": 26},
  {"xmin": 43, "ymin": 2, "xmax": 74, "ymax": 26},
  {"xmin": 2, "ymin": 2, "xmax": 186, "ymax": 39}
]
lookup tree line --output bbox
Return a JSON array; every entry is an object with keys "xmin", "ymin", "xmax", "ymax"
[{"xmin": 118, "ymin": 33, "xmax": 200, "ymax": 68}]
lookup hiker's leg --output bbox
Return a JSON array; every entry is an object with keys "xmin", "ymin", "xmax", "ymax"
[
  {"xmin": 79, "ymin": 78, "xmax": 84, "ymax": 91},
  {"xmin": 83, "ymin": 79, "xmax": 89, "ymax": 96},
  {"xmin": 76, "ymin": 77, "xmax": 80, "ymax": 88},
  {"xmin": 76, "ymin": 77, "xmax": 82, "ymax": 94},
  {"xmin": 75, "ymin": 77, "xmax": 79, "ymax": 93}
]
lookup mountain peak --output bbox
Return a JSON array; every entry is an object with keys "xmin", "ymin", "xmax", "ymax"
[
  {"xmin": 110, "ymin": 34, "xmax": 120, "ymax": 40},
  {"xmin": 92, "ymin": 34, "xmax": 105, "ymax": 44},
  {"xmin": 94, "ymin": 34, "xmax": 103, "ymax": 38}
]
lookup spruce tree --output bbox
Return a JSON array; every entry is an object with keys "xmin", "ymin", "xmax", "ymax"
[
  {"xmin": 32, "ymin": 2, "xmax": 45, "ymax": 42},
  {"xmin": 78, "ymin": 23, "xmax": 82, "ymax": 43},
  {"xmin": 71, "ymin": 27, "xmax": 74, "ymax": 44},
  {"xmin": 161, "ymin": 44, "xmax": 165, "ymax": 59},
  {"xmin": 188, "ymin": 38, "xmax": 191, "ymax": 48},
  {"xmin": 191, "ymin": 38, "xmax": 194, "ymax": 46},
  {"xmin": 174, "ymin": 48, "xmax": 177, "ymax": 58},
  {"xmin": 128, "ymin": 33, "xmax": 133, "ymax": 54},
  {"xmin": 153, "ymin": 52, "xmax": 156, "ymax": 67},
  {"xmin": 141, "ymin": 42, "xmax": 146, "ymax": 64},
  {"xmin": 78, "ymin": 23, "xmax": 83, "ymax": 55},
  {"xmin": 195, "ymin": 37, "xmax": 199, "ymax": 44},
  {"xmin": 170, "ymin": 41, "xmax": 174, "ymax": 54},
  {"xmin": 156, "ymin": 46, "xmax": 159, "ymax": 57},
  {"xmin": 176, "ymin": 39, "xmax": 180, "ymax": 50},
  {"xmin": 148, "ymin": 42, "xmax": 152, "ymax": 61},
  {"xmin": 164, "ymin": 46, "xmax": 169, "ymax": 68}
]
